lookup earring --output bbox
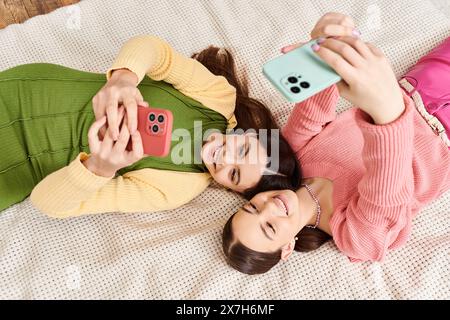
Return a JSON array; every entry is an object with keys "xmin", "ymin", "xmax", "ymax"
[{"xmin": 295, "ymin": 237, "xmax": 298, "ymax": 241}]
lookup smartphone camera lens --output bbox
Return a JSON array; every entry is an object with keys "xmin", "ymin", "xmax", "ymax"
[
  {"xmin": 149, "ymin": 113, "xmax": 156, "ymax": 121},
  {"xmin": 300, "ymin": 81, "xmax": 310, "ymax": 88},
  {"xmin": 290, "ymin": 86, "xmax": 301, "ymax": 94},
  {"xmin": 157, "ymin": 115, "xmax": 164, "ymax": 123},
  {"xmin": 288, "ymin": 76, "xmax": 298, "ymax": 84},
  {"xmin": 152, "ymin": 124, "xmax": 159, "ymax": 133}
]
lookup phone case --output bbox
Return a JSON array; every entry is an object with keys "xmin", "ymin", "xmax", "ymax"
[
  {"xmin": 262, "ymin": 39, "xmax": 341, "ymax": 103},
  {"xmin": 124, "ymin": 105, "xmax": 173, "ymax": 157}
]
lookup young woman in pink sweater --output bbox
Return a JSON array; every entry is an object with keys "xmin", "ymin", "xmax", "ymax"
[{"xmin": 222, "ymin": 12, "xmax": 450, "ymax": 275}]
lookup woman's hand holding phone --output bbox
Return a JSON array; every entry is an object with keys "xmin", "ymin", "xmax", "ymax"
[
  {"xmin": 281, "ymin": 12, "xmax": 405, "ymax": 125},
  {"xmin": 312, "ymin": 36, "xmax": 405, "ymax": 125},
  {"xmin": 83, "ymin": 105, "xmax": 145, "ymax": 178},
  {"xmin": 92, "ymin": 68, "xmax": 149, "ymax": 142}
]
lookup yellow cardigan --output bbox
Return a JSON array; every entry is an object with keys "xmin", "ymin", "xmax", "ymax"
[{"xmin": 30, "ymin": 35, "xmax": 237, "ymax": 218}]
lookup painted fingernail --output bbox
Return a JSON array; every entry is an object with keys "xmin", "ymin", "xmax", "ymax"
[
  {"xmin": 311, "ymin": 43, "xmax": 320, "ymax": 52},
  {"xmin": 281, "ymin": 45, "xmax": 292, "ymax": 53},
  {"xmin": 317, "ymin": 37, "xmax": 326, "ymax": 44},
  {"xmin": 352, "ymin": 29, "xmax": 361, "ymax": 38}
]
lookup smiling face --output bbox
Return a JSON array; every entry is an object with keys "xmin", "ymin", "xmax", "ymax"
[
  {"xmin": 231, "ymin": 189, "xmax": 307, "ymax": 253},
  {"xmin": 201, "ymin": 132, "xmax": 268, "ymax": 192}
]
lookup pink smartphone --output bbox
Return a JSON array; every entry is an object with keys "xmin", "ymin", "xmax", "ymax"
[{"xmin": 123, "ymin": 105, "xmax": 173, "ymax": 157}]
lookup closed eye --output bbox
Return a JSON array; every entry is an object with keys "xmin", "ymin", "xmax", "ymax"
[
  {"xmin": 239, "ymin": 145, "xmax": 245, "ymax": 158},
  {"xmin": 244, "ymin": 202, "xmax": 256, "ymax": 213},
  {"xmin": 230, "ymin": 168, "xmax": 240, "ymax": 185},
  {"xmin": 267, "ymin": 222, "xmax": 275, "ymax": 234},
  {"xmin": 231, "ymin": 168, "xmax": 236, "ymax": 184},
  {"xmin": 242, "ymin": 202, "xmax": 258, "ymax": 214},
  {"xmin": 243, "ymin": 202, "xmax": 275, "ymax": 241},
  {"xmin": 239, "ymin": 141, "xmax": 250, "ymax": 159}
]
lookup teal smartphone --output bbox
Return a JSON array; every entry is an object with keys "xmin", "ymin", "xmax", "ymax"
[{"xmin": 263, "ymin": 39, "xmax": 341, "ymax": 103}]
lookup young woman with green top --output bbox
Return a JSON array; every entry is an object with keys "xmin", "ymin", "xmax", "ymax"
[{"xmin": 0, "ymin": 35, "xmax": 301, "ymax": 217}]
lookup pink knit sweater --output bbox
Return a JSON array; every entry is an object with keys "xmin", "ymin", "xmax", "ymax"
[{"xmin": 281, "ymin": 84, "xmax": 450, "ymax": 263}]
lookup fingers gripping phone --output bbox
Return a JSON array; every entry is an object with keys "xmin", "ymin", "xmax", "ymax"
[
  {"xmin": 263, "ymin": 39, "xmax": 341, "ymax": 103},
  {"xmin": 124, "ymin": 105, "xmax": 173, "ymax": 157}
]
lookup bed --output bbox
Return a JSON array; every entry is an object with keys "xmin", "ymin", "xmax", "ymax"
[{"xmin": 0, "ymin": 0, "xmax": 449, "ymax": 299}]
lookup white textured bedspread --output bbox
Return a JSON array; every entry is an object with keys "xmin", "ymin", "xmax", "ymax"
[{"xmin": 0, "ymin": 0, "xmax": 449, "ymax": 299}]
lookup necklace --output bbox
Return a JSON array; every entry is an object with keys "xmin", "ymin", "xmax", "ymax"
[{"xmin": 301, "ymin": 183, "xmax": 322, "ymax": 229}]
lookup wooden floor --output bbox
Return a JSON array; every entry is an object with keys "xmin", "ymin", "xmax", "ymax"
[{"xmin": 0, "ymin": 0, "xmax": 80, "ymax": 29}]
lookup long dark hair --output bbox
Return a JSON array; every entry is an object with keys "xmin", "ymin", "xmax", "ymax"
[
  {"xmin": 222, "ymin": 199, "xmax": 332, "ymax": 275},
  {"xmin": 192, "ymin": 46, "xmax": 332, "ymax": 275},
  {"xmin": 192, "ymin": 46, "xmax": 301, "ymax": 196}
]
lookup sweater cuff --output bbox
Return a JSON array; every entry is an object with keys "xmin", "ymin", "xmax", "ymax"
[
  {"xmin": 354, "ymin": 90, "xmax": 415, "ymax": 153},
  {"xmin": 105, "ymin": 36, "xmax": 161, "ymax": 83},
  {"xmin": 106, "ymin": 67, "xmax": 140, "ymax": 84},
  {"xmin": 106, "ymin": 62, "xmax": 147, "ymax": 84},
  {"xmin": 355, "ymin": 90, "xmax": 415, "ymax": 133},
  {"xmin": 68, "ymin": 152, "xmax": 115, "ymax": 191}
]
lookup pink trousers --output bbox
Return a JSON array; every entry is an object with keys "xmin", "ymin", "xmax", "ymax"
[{"xmin": 399, "ymin": 36, "xmax": 450, "ymax": 149}]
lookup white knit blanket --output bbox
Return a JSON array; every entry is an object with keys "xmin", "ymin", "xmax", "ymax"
[{"xmin": 0, "ymin": 0, "xmax": 449, "ymax": 299}]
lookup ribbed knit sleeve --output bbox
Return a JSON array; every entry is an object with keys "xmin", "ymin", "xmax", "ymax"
[
  {"xmin": 281, "ymin": 84, "xmax": 339, "ymax": 153},
  {"xmin": 106, "ymin": 35, "xmax": 237, "ymax": 128},
  {"xmin": 330, "ymin": 90, "xmax": 416, "ymax": 262},
  {"xmin": 30, "ymin": 152, "xmax": 211, "ymax": 218}
]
